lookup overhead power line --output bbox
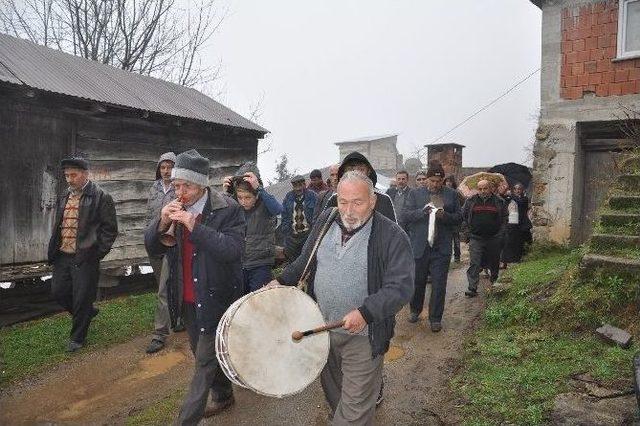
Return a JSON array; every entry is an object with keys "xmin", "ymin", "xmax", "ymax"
[{"xmin": 421, "ymin": 67, "xmax": 541, "ymax": 151}]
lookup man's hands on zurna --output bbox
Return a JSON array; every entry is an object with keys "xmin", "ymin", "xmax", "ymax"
[
  {"xmin": 342, "ymin": 309, "xmax": 366, "ymax": 334},
  {"xmin": 169, "ymin": 210, "xmax": 197, "ymax": 232},
  {"xmin": 159, "ymin": 199, "xmax": 184, "ymax": 230}
]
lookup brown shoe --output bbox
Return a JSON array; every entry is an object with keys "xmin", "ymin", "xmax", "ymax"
[{"xmin": 204, "ymin": 396, "xmax": 235, "ymax": 417}]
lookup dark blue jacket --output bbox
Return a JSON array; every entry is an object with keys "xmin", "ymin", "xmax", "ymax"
[
  {"xmin": 281, "ymin": 189, "xmax": 317, "ymax": 236},
  {"xmin": 145, "ymin": 188, "xmax": 245, "ymax": 333},
  {"xmin": 402, "ymin": 186, "xmax": 462, "ymax": 259}
]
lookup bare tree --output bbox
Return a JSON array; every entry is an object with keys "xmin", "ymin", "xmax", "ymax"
[
  {"xmin": 0, "ymin": 0, "xmax": 225, "ymax": 89},
  {"xmin": 617, "ymin": 103, "xmax": 640, "ymax": 144},
  {"xmin": 270, "ymin": 153, "xmax": 297, "ymax": 185}
]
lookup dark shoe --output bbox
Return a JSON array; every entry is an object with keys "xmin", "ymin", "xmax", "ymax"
[
  {"xmin": 204, "ymin": 396, "xmax": 235, "ymax": 417},
  {"xmin": 465, "ymin": 289, "xmax": 478, "ymax": 298},
  {"xmin": 430, "ymin": 322, "xmax": 442, "ymax": 333},
  {"xmin": 172, "ymin": 320, "xmax": 185, "ymax": 333},
  {"xmin": 407, "ymin": 312, "xmax": 419, "ymax": 323},
  {"xmin": 145, "ymin": 339, "xmax": 165, "ymax": 354},
  {"xmin": 67, "ymin": 341, "xmax": 83, "ymax": 352},
  {"xmin": 376, "ymin": 378, "xmax": 384, "ymax": 407},
  {"xmin": 91, "ymin": 307, "xmax": 99, "ymax": 318}
]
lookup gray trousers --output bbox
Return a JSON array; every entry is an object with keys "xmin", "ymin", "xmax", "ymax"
[
  {"xmin": 467, "ymin": 235, "xmax": 502, "ymax": 290},
  {"xmin": 177, "ymin": 303, "xmax": 232, "ymax": 426},
  {"xmin": 149, "ymin": 256, "xmax": 170, "ymax": 342},
  {"xmin": 321, "ymin": 332, "xmax": 383, "ymax": 426}
]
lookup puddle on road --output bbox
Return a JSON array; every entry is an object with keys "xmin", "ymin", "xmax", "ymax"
[
  {"xmin": 384, "ymin": 345, "xmax": 405, "ymax": 363},
  {"xmin": 56, "ymin": 350, "xmax": 186, "ymax": 420},
  {"xmin": 128, "ymin": 351, "xmax": 186, "ymax": 380},
  {"xmin": 393, "ymin": 334, "xmax": 414, "ymax": 344}
]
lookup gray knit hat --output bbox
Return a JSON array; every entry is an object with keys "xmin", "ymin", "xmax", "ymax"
[{"xmin": 171, "ymin": 149, "xmax": 209, "ymax": 186}]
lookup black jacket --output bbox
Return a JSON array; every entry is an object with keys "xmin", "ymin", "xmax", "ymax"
[
  {"xmin": 461, "ymin": 194, "xmax": 508, "ymax": 239},
  {"xmin": 145, "ymin": 188, "xmax": 245, "ymax": 333},
  {"xmin": 277, "ymin": 209, "xmax": 414, "ymax": 357},
  {"xmin": 47, "ymin": 181, "xmax": 118, "ymax": 265},
  {"xmin": 325, "ymin": 151, "xmax": 397, "ymax": 223}
]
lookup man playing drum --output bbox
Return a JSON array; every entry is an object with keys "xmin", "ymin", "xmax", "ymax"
[
  {"xmin": 145, "ymin": 149, "xmax": 245, "ymax": 424},
  {"xmin": 269, "ymin": 171, "xmax": 414, "ymax": 425}
]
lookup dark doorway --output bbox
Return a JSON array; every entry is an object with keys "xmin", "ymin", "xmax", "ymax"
[{"xmin": 577, "ymin": 121, "xmax": 638, "ymax": 243}]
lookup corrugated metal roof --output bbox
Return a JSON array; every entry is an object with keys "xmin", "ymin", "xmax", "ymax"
[{"xmin": 0, "ymin": 33, "xmax": 267, "ymax": 133}]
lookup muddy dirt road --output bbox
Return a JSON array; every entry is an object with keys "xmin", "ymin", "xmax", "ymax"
[{"xmin": 0, "ymin": 263, "xmax": 486, "ymax": 425}]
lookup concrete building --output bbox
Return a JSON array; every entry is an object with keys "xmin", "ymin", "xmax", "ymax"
[
  {"xmin": 530, "ymin": 0, "xmax": 640, "ymax": 244},
  {"xmin": 335, "ymin": 134, "xmax": 403, "ymax": 178}
]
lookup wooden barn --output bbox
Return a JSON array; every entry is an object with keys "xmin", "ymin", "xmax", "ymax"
[{"xmin": 0, "ymin": 33, "xmax": 267, "ymax": 283}]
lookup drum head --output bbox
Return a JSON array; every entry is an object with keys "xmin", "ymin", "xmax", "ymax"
[{"xmin": 226, "ymin": 286, "xmax": 329, "ymax": 398}]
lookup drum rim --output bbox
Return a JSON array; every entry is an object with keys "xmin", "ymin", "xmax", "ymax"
[{"xmin": 215, "ymin": 286, "xmax": 330, "ymax": 398}]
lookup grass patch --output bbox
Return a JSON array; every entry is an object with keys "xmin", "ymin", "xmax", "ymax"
[
  {"xmin": 594, "ymin": 221, "xmax": 640, "ymax": 236},
  {"xmin": 589, "ymin": 244, "xmax": 640, "ymax": 259},
  {"xmin": 0, "ymin": 292, "xmax": 155, "ymax": 387},
  {"xmin": 126, "ymin": 388, "xmax": 185, "ymax": 426},
  {"xmin": 454, "ymin": 247, "xmax": 638, "ymax": 424}
]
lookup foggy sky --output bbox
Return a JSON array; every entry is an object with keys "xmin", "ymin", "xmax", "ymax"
[{"xmin": 210, "ymin": 1, "xmax": 542, "ymax": 182}]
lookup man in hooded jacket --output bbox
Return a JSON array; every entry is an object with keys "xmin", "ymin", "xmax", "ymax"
[
  {"xmin": 145, "ymin": 152, "xmax": 186, "ymax": 354},
  {"xmin": 324, "ymin": 152, "xmax": 396, "ymax": 223}
]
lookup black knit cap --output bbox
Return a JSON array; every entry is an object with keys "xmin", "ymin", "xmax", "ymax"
[
  {"xmin": 310, "ymin": 169, "xmax": 322, "ymax": 179},
  {"xmin": 426, "ymin": 162, "xmax": 445, "ymax": 178},
  {"xmin": 61, "ymin": 156, "xmax": 89, "ymax": 170}
]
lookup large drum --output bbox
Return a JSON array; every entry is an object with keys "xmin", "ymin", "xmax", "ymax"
[{"xmin": 215, "ymin": 286, "xmax": 330, "ymax": 398}]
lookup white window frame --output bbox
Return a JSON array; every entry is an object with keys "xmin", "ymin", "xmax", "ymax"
[{"xmin": 617, "ymin": 0, "xmax": 640, "ymax": 60}]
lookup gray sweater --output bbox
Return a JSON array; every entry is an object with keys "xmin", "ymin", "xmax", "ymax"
[
  {"xmin": 277, "ymin": 209, "xmax": 414, "ymax": 357},
  {"xmin": 314, "ymin": 220, "xmax": 372, "ymax": 335}
]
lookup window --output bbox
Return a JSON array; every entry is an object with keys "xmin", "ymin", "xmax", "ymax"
[{"xmin": 618, "ymin": 0, "xmax": 640, "ymax": 59}]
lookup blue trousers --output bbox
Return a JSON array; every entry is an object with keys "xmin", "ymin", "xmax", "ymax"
[{"xmin": 243, "ymin": 265, "xmax": 273, "ymax": 294}]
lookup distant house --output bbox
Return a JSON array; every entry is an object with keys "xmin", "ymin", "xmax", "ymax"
[
  {"xmin": 0, "ymin": 33, "xmax": 267, "ymax": 282},
  {"xmin": 335, "ymin": 134, "xmax": 403, "ymax": 178},
  {"xmin": 529, "ymin": 0, "xmax": 640, "ymax": 244}
]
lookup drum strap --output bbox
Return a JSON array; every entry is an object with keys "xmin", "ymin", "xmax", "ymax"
[{"xmin": 297, "ymin": 207, "xmax": 339, "ymax": 291}]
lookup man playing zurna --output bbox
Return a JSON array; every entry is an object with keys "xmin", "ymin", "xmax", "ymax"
[
  {"xmin": 270, "ymin": 171, "xmax": 414, "ymax": 425},
  {"xmin": 144, "ymin": 149, "xmax": 245, "ymax": 424},
  {"xmin": 48, "ymin": 156, "xmax": 118, "ymax": 352}
]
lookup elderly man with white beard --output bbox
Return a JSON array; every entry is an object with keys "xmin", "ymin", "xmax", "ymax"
[{"xmin": 269, "ymin": 171, "xmax": 414, "ymax": 425}]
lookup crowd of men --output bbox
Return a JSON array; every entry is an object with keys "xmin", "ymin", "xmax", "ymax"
[{"xmin": 47, "ymin": 149, "xmax": 531, "ymax": 425}]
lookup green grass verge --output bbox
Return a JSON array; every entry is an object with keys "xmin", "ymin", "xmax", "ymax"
[
  {"xmin": 454, "ymin": 246, "xmax": 638, "ymax": 425},
  {"xmin": 0, "ymin": 292, "xmax": 155, "ymax": 387}
]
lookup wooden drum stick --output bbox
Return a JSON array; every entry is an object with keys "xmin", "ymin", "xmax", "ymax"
[{"xmin": 292, "ymin": 320, "xmax": 346, "ymax": 341}]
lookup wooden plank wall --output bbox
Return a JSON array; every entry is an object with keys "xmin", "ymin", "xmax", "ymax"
[
  {"xmin": 0, "ymin": 100, "xmax": 72, "ymax": 265},
  {"xmin": 1, "ymin": 92, "xmax": 259, "ymax": 271},
  {"xmin": 76, "ymin": 115, "xmax": 258, "ymax": 265}
]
